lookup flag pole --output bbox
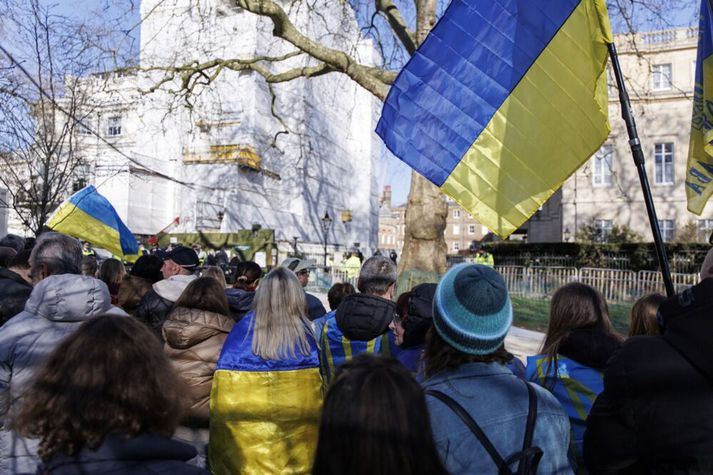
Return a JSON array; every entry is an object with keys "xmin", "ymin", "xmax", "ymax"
[{"xmin": 607, "ymin": 42, "xmax": 676, "ymax": 297}]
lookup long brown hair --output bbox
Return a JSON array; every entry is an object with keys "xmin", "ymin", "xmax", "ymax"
[
  {"xmin": 11, "ymin": 315, "xmax": 187, "ymax": 461},
  {"xmin": 629, "ymin": 293, "xmax": 665, "ymax": 337},
  {"xmin": 541, "ymin": 282, "xmax": 623, "ymax": 361},
  {"xmin": 97, "ymin": 258, "xmax": 126, "ymax": 286},
  {"xmin": 423, "ymin": 328, "xmax": 513, "ymax": 378},
  {"xmin": 173, "ymin": 276, "xmax": 230, "ymax": 316}
]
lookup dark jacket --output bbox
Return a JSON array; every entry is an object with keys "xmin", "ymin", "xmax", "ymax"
[
  {"xmin": 305, "ymin": 292, "xmax": 327, "ymax": 321},
  {"xmin": 38, "ymin": 433, "xmax": 209, "ymax": 474},
  {"xmin": 584, "ymin": 278, "xmax": 713, "ymax": 474},
  {"xmin": 0, "ymin": 268, "xmax": 32, "ymax": 325},
  {"xmin": 117, "ymin": 275, "xmax": 153, "ymax": 315},
  {"xmin": 224, "ymin": 288, "xmax": 254, "ymax": 321},
  {"xmin": 334, "ymin": 293, "xmax": 394, "ymax": 341},
  {"xmin": 134, "ymin": 275, "xmax": 196, "ymax": 338}
]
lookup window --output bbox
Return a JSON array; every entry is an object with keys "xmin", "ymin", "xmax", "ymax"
[
  {"xmin": 453, "ymin": 224, "xmax": 460, "ymax": 235},
  {"xmin": 106, "ymin": 116, "xmax": 122, "ymax": 136},
  {"xmin": 592, "ymin": 144, "xmax": 613, "ymax": 187},
  {"xmin": 594, "ymin": 219, "xmax": 613, "ymax": 242},
  {"xmin": 698, "ymin": 219, "xmax": 713, "ymax": 234},
  {"xmin": 452, "ymin": 241, "xmax": 460, "ymax": 252},
  {"xmin": 658, "ymin": 219, "xmax": 675, "ymax": 242},
  {"xmin": 453, "ymin": 209, "xmax": 461, "ymax": 218},
  {"xmin": 654, "ymin": 143, "xmax": 674, "ymax": 185},
  {"xmin": 652, "ymin": 63, "xmax": 672, "ymax": 91},
  {"xmin": 468, "ymin": 224, "xmax": 476, "ymax": 234}
]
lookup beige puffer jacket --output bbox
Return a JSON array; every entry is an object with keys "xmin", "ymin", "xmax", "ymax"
[{"xmin": 162, "ymin": 306, "xmax": 234, "ymax": 426}]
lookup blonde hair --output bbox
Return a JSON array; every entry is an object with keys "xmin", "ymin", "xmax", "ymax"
[{"xmin": 252, "ymin": 267, "xmax": 314, "ymax": 360}]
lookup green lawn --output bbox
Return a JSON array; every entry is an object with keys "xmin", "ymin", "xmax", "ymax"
[{"xmin": 512, "ymin": 296, "xmax": 632, "ymax": 335}]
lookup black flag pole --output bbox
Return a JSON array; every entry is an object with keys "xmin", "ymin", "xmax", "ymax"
[{"xmin": 607, "ymin": 42, "xmax": 676, "ymax": 298}]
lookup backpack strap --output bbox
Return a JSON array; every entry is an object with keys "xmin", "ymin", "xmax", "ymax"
[
  {"xmin": 425, "ymin": 389, "xmax": 510, "ymax": 473},
  {"xmin": 503, "ymin": 381, "xmax": 544, "ymax": 475}
]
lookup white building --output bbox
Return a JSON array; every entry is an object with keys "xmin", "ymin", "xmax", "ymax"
[{"xmin": 70, "ymin": 0, "xmax": 382, "ymax": 254}]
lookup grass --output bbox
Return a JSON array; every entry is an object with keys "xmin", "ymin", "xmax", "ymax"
[{"xmin": 512, "ymin": 296, "xmax": 632, "ymax": 335}]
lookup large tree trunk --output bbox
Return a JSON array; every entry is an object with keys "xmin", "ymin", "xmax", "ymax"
[{"xmin": 397, "ymin": 0, "xmax": 448, "ymax": 279}]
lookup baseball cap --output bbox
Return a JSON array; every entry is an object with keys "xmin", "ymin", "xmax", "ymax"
[{"xmin": 163, "ymin": 245, "xmax": 200, "ymax": 268}]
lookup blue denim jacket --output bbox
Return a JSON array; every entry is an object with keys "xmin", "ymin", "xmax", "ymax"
[{"xmin": 423, "ymin": 362, "xmax": 573, "ymax": 474}]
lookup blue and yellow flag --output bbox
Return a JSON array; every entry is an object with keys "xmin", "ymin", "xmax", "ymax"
[
  {"xmin": 47, "ymin": 185, "xmax": 139, "ymax": 260},
  {"xmin": 376, "ymin": 0, "xmax": 613, "ymax": 238},
  {"xmin": 687, "ymin": 0, "xmax": 713, "ymax": 214}
]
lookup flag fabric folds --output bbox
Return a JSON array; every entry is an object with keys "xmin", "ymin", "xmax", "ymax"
[
  {"xmin": 687, "ymin": 0, "xmax": 713, "ymax": 215},
  {"xmin": 47, "ymin": 185, "xmax": 139, "ymax": 259},
  {"xmin": 209, "ymin": 313, "xmax": 322, "ymax": 475},
  {"xmin": 376, "ymin": 0, "xmax": 613, "ymax": 238}
]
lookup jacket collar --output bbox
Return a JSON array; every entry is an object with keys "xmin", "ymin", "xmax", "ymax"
[
  {"xmin": 0, "ymin": 267, "xmax": 31, "ymax": 287},
  {"xmin": 423, "ymin": 361, "xmax": 513, "ymax": 388}
]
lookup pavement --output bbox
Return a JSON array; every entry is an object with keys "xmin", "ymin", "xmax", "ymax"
[{"xmin": 311, "ymin": 291, "xmax": 544, "ymax": 362}]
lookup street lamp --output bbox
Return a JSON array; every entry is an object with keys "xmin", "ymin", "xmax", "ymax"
[
  {"xmin": 564, "ymin": 227, "xmax": 571, "ymax": 243},
  {"xmin": 321, "ymin": 211, "xmax": 332, "ymax": 270}
]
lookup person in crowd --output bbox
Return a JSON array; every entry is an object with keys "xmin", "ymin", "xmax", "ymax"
[
  {"xmin": 0, "ymin": 232, "xmax": 127, "ymax": 473},
  {"xmin": 193, "ymin": 244, "xmax": 207, "ymax": 264},
  {"xmin": 326, "ymin": 282, "xmax": 355, "ymax": 311},
  {"xmin": 313, "ymin": 353, "xmax": 448, "ymax": 475},
  {"xmin": 340, "ymin": 251, "xmax": 361, "ymax": 280},
  {"xmin": 200, "ymin": 265, "xmax": 227, "ymax": 288},
  {"xmin": 0, "ymin": 246, "xmax": 16, "ymax": 267},
  {"xmin": 389, "ymin": 249, "xmax": 398, "ymax": 266},
  {"xmin": 215, "ymin": 247, "xmax": 229, "ymax": 270},
  {"xmin": 0, "ymin": 233, "xmax": 25, "ymax": 253},
  {"xmin": 280, "ymin": 257, "xmax": 326, "ymax": 320},
  {"xmin": 423, "ymin": 263, "xmax": 572, "ymax": 474},
  {"xmin": 117, "ymin": 254, "xmax": 163, "ymax": 315},
  {"xmin": 473, "ymin": 245, "xmax": 495, "ymax": 267},
  {"xmin": 628, "ymin": 293, "xmax": 665, "ymax": 337},
  {"xmin": 11, "ymin": 315, "xmax": 208, "ymax": 474},
  {"xmin": 318, "ymin": 255, "xmax": 399, "ymax": 385},
  {"xmin": 525, "ymin": 282, "xmax": 623, "ymax": 471},
  {"xmin": 163, "ymin": 277, "xmax": 234, "ymax": 462},
  {"xmin": 225, "ymin": 261, "xmax": 262, "ymax": 320},
  {"xmin": 81, "ymin": 241, "xmax": 96, "ymax": 257},
  {"xmin": 97, "ymin": 258, "xmax": 126, "ymax": 305},
  {"xmin": 584, "ymin": 263, "xmax": 713, "ymax": 472},
  {"xmin": 209, "ymin": 267, "xmax": 321, "ymax": 475},
  {"xmin": 135, "ymin": 245, "xmax": 199, "ymax": 338},
  {"xmin": 390, "ymin": 284, "xmax": 437, "ymax": 374},
  {"xmin": 81, "ymin": 255, "xmax": 98, "ymax": 277},
  {"xmin": 0, "ymin": 249, "xmax": 32, "ymax": 325}
]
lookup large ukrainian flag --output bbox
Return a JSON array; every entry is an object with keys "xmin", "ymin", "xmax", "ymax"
[
  {"xmin": 376, "ymin": 0, "xmax": 613, "ymax": 238},
  {"xmin": 686, "ymin": 0, "xmax": 713, "ymax": 214},
  {"xmin": 209, "ymin": 313, "xmax": 322, "ymax": 475},
  {"xmin": 47, "ymin": 185, "xmax": 139, "ymax": 259}
]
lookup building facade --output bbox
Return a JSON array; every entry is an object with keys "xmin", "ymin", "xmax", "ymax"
[{"xmin": 20, "ymin": 0, "xmax": 383, "ymax": 256}]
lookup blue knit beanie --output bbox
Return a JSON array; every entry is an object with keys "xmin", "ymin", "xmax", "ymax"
[{"xmin": 433, "ymin": 263, "xmax": 512, "ymax": 355}]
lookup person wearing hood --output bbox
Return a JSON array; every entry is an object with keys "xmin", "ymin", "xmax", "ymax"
[
  {"xmin": 318, "ymin": 255, "xmax": 399, "ymax": 385},
  {"xmin": 224, "ymin": 261, "xmax": 262, "ymax": 320},
  {"xmin": 0, "ymin": 249, "xmax": 33, "ymax": 325},
  {"xmin": 584, "ymin": 260, "xmax": 713, "ymax": 473},
  {"xmin": 391, "ymin": 283, "xmax": 437, "ymax": 375},
  {"xmin": 0, "ymin": 232, "xmax": 127, "ymax": 474},
  {"xmin": 135, "ymin": 245, "xmax": 199, "ymax": 339}
]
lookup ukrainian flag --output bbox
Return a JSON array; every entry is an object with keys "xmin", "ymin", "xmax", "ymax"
[
  {"xmin": 687, "ymin": 0, "xmax": 713, "ymax": 214},
  {"xmin": 376, "ymin": 0, "xmax": 612, "ymax": 238},
  {"xmin": 209, "ymin": 313, "xmax": 322, "ymax": 475},
  {"xmin": 47, "ymin": 185, "xmax": 139, "ymax": 260}
]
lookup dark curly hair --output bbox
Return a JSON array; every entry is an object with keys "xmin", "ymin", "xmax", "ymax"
[{"xmin": 11, "ymin": 315, "xmax": 187, "ymax": 461}]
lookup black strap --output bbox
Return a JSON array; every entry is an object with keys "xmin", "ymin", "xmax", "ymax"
[{"xmin": 425, "ymin": 380, "xmax": 542, "ymax": 475}]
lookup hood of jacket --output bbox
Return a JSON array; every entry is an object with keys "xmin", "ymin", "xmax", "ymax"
[
  {"xmin": 335, "ymin": 293, "xmax": 395, "ymax": 341},
  {"xmin": 0, "ymin": 267, "xmax": 31, "ymax": 288},
  {"xmin": 661, "ymin": 278, "xmax": 713, "ymax": 380},
  {"xmin": 152, "ymin": 274, "xmax": 197, "ymax": 302},
  {"xmin": 163, "ymin": 306, "xmax": 234, "ymax": 349},
  {"xmin": 558, "ymin": 326, "xmax": 622, "ymax": 370},
  {"xmin": 225, "ymin": 287, "xmax": 255, "ymax": 319},
  {"xmin": 24, "ymin": 274, "xmax": 115, "ymax": 322}
]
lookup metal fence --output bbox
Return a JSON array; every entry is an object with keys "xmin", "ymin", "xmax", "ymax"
[{"xmin": 307, "ymin": 265, "xmax": 698, "ymax": 303}]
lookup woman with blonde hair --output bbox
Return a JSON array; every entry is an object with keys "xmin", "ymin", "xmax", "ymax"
[
  {"xmin": 209, "ymin": 267, "xmax": 321, "ymax": 475},
  {"xmin": 525, "ymin": 282, "xmax": 623, "ymax": 471}
]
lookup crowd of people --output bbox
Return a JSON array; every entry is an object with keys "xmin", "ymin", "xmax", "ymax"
[{"xmin": 0, "ymin": 230, "xmax": 711, "ymax": 474}]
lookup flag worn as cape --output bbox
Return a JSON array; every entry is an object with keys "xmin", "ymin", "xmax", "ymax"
[
  {"xmin": 687, "ymin": 0, "xmax": 713, "ymax": 214},
  {"xmin": 47, "ymin": 185, "xmax": 139, "ymax": 260},
  {"xmin": 376, "ymin": 0, "xmax": 613, "ymax": 238}
]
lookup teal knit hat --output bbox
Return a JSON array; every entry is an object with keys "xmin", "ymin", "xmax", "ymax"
[{"xmin": 433, "ymin": 263, "xmax": 512, "ymax": 355}]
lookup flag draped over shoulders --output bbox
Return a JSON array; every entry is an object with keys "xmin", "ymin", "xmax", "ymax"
[
  {"xmin": 687, "ymin": 0, "xmax": 713, "ymax": 214},
  {"xmin": 47, "ymin": 185, "xmax": 139, "ymax": 260},
  {"xmin": 376, "ymin": 0, "xmax": 613, "ymax": 238}
]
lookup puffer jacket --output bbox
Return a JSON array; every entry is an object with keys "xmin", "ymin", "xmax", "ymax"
[
  {"xmin": 163, "ymin": 307, "xmax": 235, "ymax": 426},
  {"xmin": 0, "ymin": 268, "xmax": 32, "ymax": 325},
  {"xmin": 117, "ymin": 274, "xmax": 153, "ymax": 315},
  {"xmin": 224, "ymin": 288, "xmax": 254, "ymax": 321},
  {"xmin": 0, "ymin": 274, "xmax": 126, "ymax": 474},
  {"xmin": 135, "ymin": 274, "xmax": 196, "ymax": 338}
]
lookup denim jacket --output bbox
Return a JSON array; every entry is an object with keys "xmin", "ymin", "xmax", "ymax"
[{"xmin": 423, "ymin": 362, "xmax": 573, "ymax": 474}]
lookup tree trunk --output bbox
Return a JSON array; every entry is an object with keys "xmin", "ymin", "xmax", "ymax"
[{"xmin": 397, "ymin": 0, "xmax": 448, "ymax": 280}]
